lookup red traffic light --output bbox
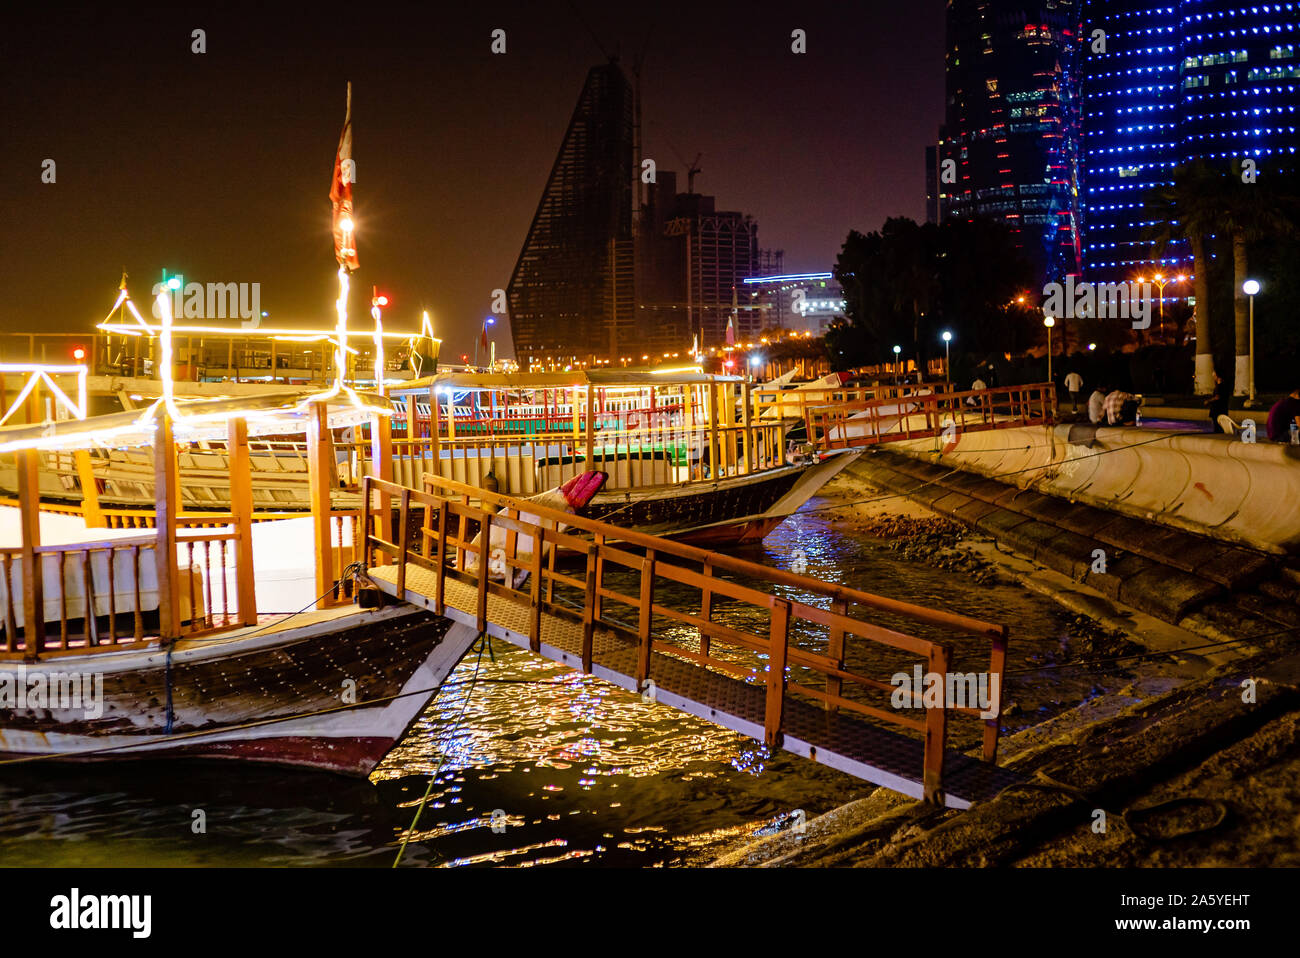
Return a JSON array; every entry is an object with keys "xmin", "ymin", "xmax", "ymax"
[
  {"xmin": 72, "ymin": 346, "xmax": 87, "ymax": 362},
  {"xmin": 374, "ymin": 295, "xmax": 389, "ymax": 307}
]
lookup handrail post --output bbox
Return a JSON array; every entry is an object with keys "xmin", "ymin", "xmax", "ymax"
[
  {"xmin": 699, "ymin": 558, "xmax": 714, "ymax": 658},
  {"xmin": 825, "ymin": 597, "xmax": 847, "ymax": 711},
  {"xmin": 476, "ymin": 510, "xmax": 491, "ymax": 634},
  {"xmin": 528, "ymin": 526, "xmax": 544, "ymax": 653},
  {"xmin": 396, "ymin": 487, "xmax": 411, "ymax": 597},
  {"xmin": 984, "ymin": 628, "xmax": 1008, "ymax": 763},
  {"xmin": 370, "ymin": 411, "xmax": 393, "ymax": 548},
  {"xmin": 636, "ymin": 551, "xmax": 656, "ymax": 688},
  {"xmin": 581, "ymin": 545, "xmax": 598, "ymax": 672},
  {"xmin": 228, "ymin": 418, "xmax": 257, "ymax": 625},
  {"xmin": 361, "ymin": 476, "xmax": 373, "ymax": 570},
  {"xmin": 923, "ymin": 642, "xmax": 950, "ymax": 804},
  {"xmin": 306, "ymin": 402, "xmax": 335, "ymax": 609},
  {"xmin": 154, "ymin": 412, "xmax": 181, "ymax": 640},
  {"xmin": 17, "ymin": 448, "xmax": 44, "ymax": 658},
  {"xmin": 433, "ymin": 496, "xmax": 448, "ymax": 615},
  {"xmin": 764, "ymin": 597, "xmax": 791, "ymax": 749}
]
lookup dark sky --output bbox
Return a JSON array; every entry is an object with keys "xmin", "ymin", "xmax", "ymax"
[{"xmin": 2, "ymin": 1, "xmax": 945, "ymax": 359}]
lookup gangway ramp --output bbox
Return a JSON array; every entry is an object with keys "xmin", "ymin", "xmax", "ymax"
[{"xmin": 362, "ymin": 475, "xmax": 1023, "ymax": 809}]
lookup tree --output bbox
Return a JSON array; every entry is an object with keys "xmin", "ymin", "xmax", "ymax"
[
  {"xmin": 1220, "ymin": 165, "xmax": 1300, "ymax": 394},
  {"xmin": 1146, "ymin": 162, "xmax": 1228, "ymax": 394}
]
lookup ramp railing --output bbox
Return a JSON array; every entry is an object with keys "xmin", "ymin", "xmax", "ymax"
[{"xmin": 362, "ymin": 473, "xmax": 1010, "ymax": 804}]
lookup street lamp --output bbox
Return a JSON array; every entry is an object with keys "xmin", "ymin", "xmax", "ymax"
[
  {"xmin": 941, "ymin": 330, "xmax": 953, "ymax": 382},
  {"xmin": 1043, "ymin": 314, "xmax": 1056, "ymax": 384},
  {"xmin": 892, "ymin": 344, "xmax": 902, "ymax": 383},
  {"xmin": 1139, "ymin": 272, "xmax": 1183, "ymax": 342},
  {"xmin": 1243, "ymin": 279, "xmax": 1261, "ymax": 406},
  {"xmin": 474, "ymin": 316, "xmax": 496, "ymax": 369}
]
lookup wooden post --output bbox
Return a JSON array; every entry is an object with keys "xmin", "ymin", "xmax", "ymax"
[
  {"xmin": 228, "ymin": 418, "xmax": 257, "ymax": 625},
  {"xmin": 476, "ymin": 511, "xmax": 491, "ymax": 634},
  {"xmin": 741, "ymin": 380, "xmax": 753, "ymax": 474},
  {"xmin": 306, "ymin": 403, "xmax": 335, "ymax": 609},
  {"xmin": 429, "ymin": 385, "xmax": 442, "ymax": 481},
  {"xmin": 370, "ymin": 412, "xmax": 393, "ymax": 549},
  {"xmin": 528, "ymin": 529, "xmax": 543, "ymax": 654},
  {"xmin": 154, "ymin": 414, "xmax": 181, "ymax": 639},
  {"xmin": 699, "ymin": 559, "xmax": 714, "ymax": 658},
  {"xmin": 923, "ymin": 643, "xmax": 950, "ymax": 804},
  {"xmin": 16, "ymin": 449, "xmax": 44, "ymax": 658},
  {"xmin": 74, "ymin": 450, "xmax": 104, "ymax": 528},
  {"xmin": 984, "ymin": 630, "xmax": 1008, "ymax": 764},
  {"xmin": 707, "ymin": 380, "xmax": 719, "ymax": 479},
  {"xmin": 825, "ymin": 597, "xmax": 847, "ymax": 711},
  {"xmin": 580, "ymin": 545, "xmax": 597, "ymax": 673},
  {"xmin": 764, "ymin": 598, "xmax": 790, "ymax": 748},
  {"xmin": 635, "ymin": 552, "xmax": 656, "ymax": 688},
  {"xmin": 396, "ymin": 487, "xmax": 411, "ymax": 597},
  {"xmin": 584, "ymin": 385, "xmax": 595, "ymax": 469}
]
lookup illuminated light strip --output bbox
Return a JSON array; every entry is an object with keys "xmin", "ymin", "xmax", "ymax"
[
  {"xmin": 741, "ymin": 272, "xmax": 834, "ymax": 284},
  {"xmin": 0, "ymin": 364, "xmax": 90, "ymax": 426}
]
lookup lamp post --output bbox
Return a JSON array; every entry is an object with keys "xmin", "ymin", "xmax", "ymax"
[
  {"xmin": 892, "ymin": 344, "xmax": 902, "ymax": 383},
  {"xmin": 1043, "ymin": 314, "xmax": 1055, "ymax": 384},
  {"xmin": 941, "ymin": 330, "xmax": 952, "ymax": 382},
  {"xmin": 1243, "ymin": 279, "xmax": 1260, "ymax": 406},
  {"xmin": 474, "ymin": 316, "xmax": 496, "ymax": 370}
]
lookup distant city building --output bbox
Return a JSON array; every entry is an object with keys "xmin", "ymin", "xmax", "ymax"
[
  {"xmin": 638, "ymin": 171, "xmax": 761, "ymax": 354},
  {"xmin": 1079, "ymin": 0, "xmax": 1299, "ymax": 285},
  {"xmin": 508, "ymin": 61, "xmax": 764, "ymax": 369},
  {"xmin": 741, "ymin": 273, "xmax": 844, "ymax": 336},
  {"xmin": 937, "ymin": 0, "xmax": 1085, "ymax": 288}
]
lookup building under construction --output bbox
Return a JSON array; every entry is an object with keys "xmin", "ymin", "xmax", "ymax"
[{"xmin": 507, "ymin": 61, "xmax": 763, "ymax": 370}]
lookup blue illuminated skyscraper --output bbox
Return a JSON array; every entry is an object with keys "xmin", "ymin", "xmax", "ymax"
[{"xmin": 1079, "ymin": 1, "xmax": 1299, "ymax": 285}]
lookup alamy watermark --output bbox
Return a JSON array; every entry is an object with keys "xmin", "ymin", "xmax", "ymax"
[
  {"xmin": 890, "ymin": 665, "xmax": 1000, "ymax": 719},
  {"xmin": 152, "ymin": 276, "xmax": 261, "ymax": 327},
  {"xmin": 0, "ymin": 664, "xmax": 103, "ymax": 719},
  {"xmin": 1042, "ymin": 276, "xmax": 1153, "ymax": 330}
]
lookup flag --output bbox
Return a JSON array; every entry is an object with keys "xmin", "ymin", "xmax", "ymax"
[
  {"xmin": 330, "ymin": 82, "xmax": 359, "ymax": 271},
  {"xmin": 726, "ymin": 315, "xmax": 735, "ymax": 346},
  {"xmin": 480, "ymin": 325, "xmax": 489, "ymax": 352}
]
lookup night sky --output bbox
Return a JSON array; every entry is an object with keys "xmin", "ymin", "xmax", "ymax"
[{"xmin": 3, "ymin": 1, "xmax": 944, "ymax": 359}]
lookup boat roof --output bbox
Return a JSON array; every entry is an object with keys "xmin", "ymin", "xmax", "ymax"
[
  {"xmin": 0, "ymin": 389, "xmax": 393, "ymax": 453},
  {"xmin": 391, "ymin": 368, "xmax": 743, "ymax": 394}
]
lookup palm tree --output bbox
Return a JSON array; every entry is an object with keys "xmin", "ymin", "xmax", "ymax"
[
  {"xmin": 1146, "ymin": 162, "xmax": 1225, "ymax": 394},
  {"xmin": 1220, "ymin": 166, "xmax": 1300, "ymax": 395}
]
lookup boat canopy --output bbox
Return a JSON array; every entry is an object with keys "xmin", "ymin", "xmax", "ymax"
[{"xmin": 0, "ymin": 389, "xmax": 393, "ymax": 453}]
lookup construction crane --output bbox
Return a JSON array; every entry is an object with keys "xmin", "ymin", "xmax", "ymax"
[{"xmin": 654, "ymin": 122, "xmax": 703, "ymax": 194}]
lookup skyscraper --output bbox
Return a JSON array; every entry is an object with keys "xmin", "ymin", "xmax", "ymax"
[
  {"xmin": 1079, "ymin": 0, "xmax": 1299, "ymax": 285},
  {"xmin": 937, "ymin": 0, "xmax": 1085, "ymax": 289},
  {"xmin": 507, "ymin": 62, "xmax": 635, "ymax": 370},
  {"xmin": 509, "ymin": 62, "xmax": 763, "ymax": 369}
]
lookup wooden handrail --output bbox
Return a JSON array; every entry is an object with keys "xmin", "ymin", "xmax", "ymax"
[{"xmin": 363, "ymin": 473, "xmax": 1011, "ymax": 802}]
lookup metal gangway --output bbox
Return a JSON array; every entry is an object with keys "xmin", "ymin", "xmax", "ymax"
[{"xmin": 360, "ymin": 474, "xmax": 1020, "ymax": 808}]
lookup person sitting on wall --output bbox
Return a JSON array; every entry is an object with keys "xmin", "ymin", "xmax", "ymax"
[
  {"xmin": 1103, "ymin": 388, "xmax": 1136, "ymax": 426},
  {"xmin": 1087, "ymin": 385, "xmax": 1108, "ymax": 424},
  {"xmin": 1206, "ymin": 370, "xmax": 1231, "ymax": 433},
  {"xmin": 1266, "ymin": 387, "xmax": 1300, "ymax": 442}
]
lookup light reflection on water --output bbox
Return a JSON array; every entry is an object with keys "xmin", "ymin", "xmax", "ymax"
[{"xmin": 0, "ymin": 500, "xmax": 1117, "ymax": 867}]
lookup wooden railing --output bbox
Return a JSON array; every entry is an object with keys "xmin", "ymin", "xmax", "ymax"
[
  {"xmin": 752, "ymin": 381, "xmax": 959, "ymax": 424},
  {"xmin": 808, "ymin": 383, "xmax": 1057, "ymax": 450},
  {"xmin": 0, "ymin": 523, "xmax": 243, "ymax": 656},
  {"xmin": 362, "ymin": 473, "xmax": 1010, "ymax": 803}
]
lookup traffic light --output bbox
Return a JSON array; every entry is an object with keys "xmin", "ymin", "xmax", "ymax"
[{"xmin": 72, "ymin": 346, "xmax": 87, "ymax": 362}]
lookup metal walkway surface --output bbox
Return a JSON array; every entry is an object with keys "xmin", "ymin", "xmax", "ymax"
[{"xmin": 365, "ymin": 562, "xmax": 1023, "ymax": 809}]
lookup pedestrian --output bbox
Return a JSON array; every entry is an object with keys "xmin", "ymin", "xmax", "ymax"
[
  {"xmin": 1207, "ymin": 370, "xmax": 1230, "ymax": 433},
  {"xmin": 1087, "ymin": 385, "xmax": 1107, "ymax": 424},
  {"xmin": 1103, "ymin": 388, "xmax": 1136, "ymax": 426},
  {"xmin": 1064, "ymin": 369, "xmax": 1083, "ymax": 413},
  {"xmin": 1266, "ymin": 387, "xmax": 1300, "ymax": 442}
]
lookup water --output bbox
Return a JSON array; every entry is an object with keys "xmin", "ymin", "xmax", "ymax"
[{"xmin": 0, "ymin": 499, "xmax": 1144, "ymax": 867}]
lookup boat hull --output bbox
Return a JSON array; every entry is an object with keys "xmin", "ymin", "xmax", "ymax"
[
  {"xmin": 579, "ymin": 452, "xmax": 859, "ymax": 547},
  {"xmin": 0, "ymin": 605, "xmax": 479, "ymax": 776}
]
